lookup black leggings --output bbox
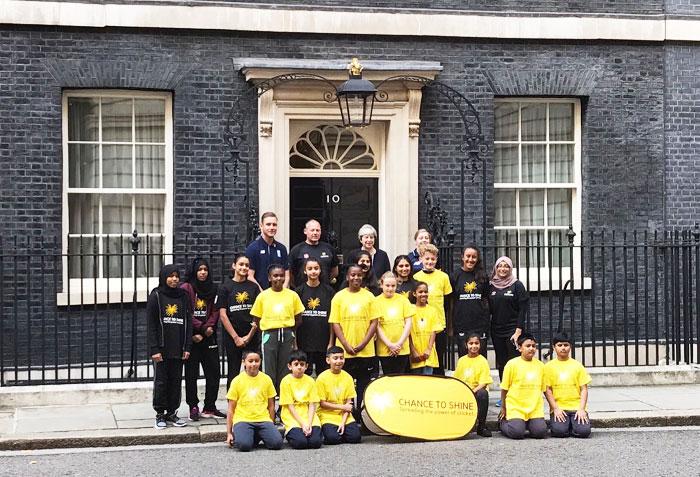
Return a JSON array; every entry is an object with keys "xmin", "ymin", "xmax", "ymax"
[
  {"xmin": 222, "ymin": 332, "xmax": 260, "ymax": 390},
  {"xmin": 492, "ymin": 334, "xmax": 519, "ymax": 381}
]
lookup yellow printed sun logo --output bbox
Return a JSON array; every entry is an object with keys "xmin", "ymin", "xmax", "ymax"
[
  {"xmin": 235, "ymin": 291, "xmax": 249, "ymax": 304},
  {"xmin": 165, "ymin": 304, "xmax": 178, "ymax": 317},
  {"xmin": 195, "ymin": 298, "xmax": 206, "ymax": 310},
  {"xmin": 307, "ymin": 297, "xmax": 320, "ymax": 310},
  {"xmin": 464, "ymin": 281, "xmax": 477, "ymax": 293}
]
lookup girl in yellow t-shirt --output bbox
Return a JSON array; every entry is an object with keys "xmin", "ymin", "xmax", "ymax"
[
  {"xmin": 225, "ymin": 350, "xmax": 283, "ymax": 451},
  {"xmin": 328, "ymin": 264, "xmax": 378, "ymax": 411},
  {"xmin": 408, "ymin": 281, "xmax": 441, "ymax": 375},
  {"xmin": 454, "ymin": 333, "xmax": 494, "ymax": 437},
  {"xmin": 372, "ymin": 272, "xmax": 414, "ymax": 375},
  {"xmin": 250, "ymin": 264, "xmax": 305, "ymax": 391}
]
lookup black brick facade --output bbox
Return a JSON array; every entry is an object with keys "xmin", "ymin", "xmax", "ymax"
[{"xmin": 0, "ymin": 2, "xmax": 699, "ymax": 377}]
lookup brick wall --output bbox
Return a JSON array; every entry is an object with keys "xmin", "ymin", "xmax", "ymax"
[
  {"xmin": 665, "ymin": 44, "xmax": 700, "ymax": 228},
  {"xmin": 0, "ymin": 25, "xmax": 692, "ymax": 373}
]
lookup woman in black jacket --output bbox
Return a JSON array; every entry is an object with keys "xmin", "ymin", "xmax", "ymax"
[
  {"xmin": 346, "ymin": 223, "xmax": 391, "ymax": 279},
  {"xmin": 488, "ymin": 256, "xmax": 529, "ymax": 381}
]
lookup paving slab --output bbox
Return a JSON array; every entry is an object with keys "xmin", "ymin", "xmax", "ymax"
[
  {"xmin": 0, "ymin": 412, "xmax": 15, "ymax": 435},
  {"xmin": 14, "ymin": 405, "xmax": 116, "ymax": 434},
  {"xmin": 111, "ymin": 402, "xmax": 154, "ymax": 421}
]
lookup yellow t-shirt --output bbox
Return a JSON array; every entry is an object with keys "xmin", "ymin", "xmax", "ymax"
[
  {"xmin": 226, "ymin": 371, "xmax": 277, "ymax": 424},
  {"xmin": 501, "ymin": 356, "xmax": 546, "ymax": 420},
  {"xmin": 278, "ymin": 373, "xmax": 321, "ymax": 433},
  {"xmin": 328, "ymin": 288, "xmax": 377, "ymax": 358},
  {"xmin": 454, "ymin": 354, "xmax": 493, "ymax": 391},
  {"xmin": 250, "ymin": 288, "xmax": 305, "ymax": 331},
  {"xmin": 544, "ymin": 358, "xmax": 592, "ymax": 411},
  {"xmin": 413, "ymin": 269, "xmax": 452, "ymax": 328},
  {"xmin": 315, "ymin": 369, "xmax": 356, "ymax": 426},
  {"xmin": 409, "ymin": 304, "xmax": 442, "ymax": 369},
  {"xmin": 371, "ymin": 294, "xmax": 414, "ymax": 357}
]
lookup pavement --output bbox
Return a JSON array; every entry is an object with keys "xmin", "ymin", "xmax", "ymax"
[{"xmin": 1, "ymin": 365, "xmax": 699, "ymax": 451}]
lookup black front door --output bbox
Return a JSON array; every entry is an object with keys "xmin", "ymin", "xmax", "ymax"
[{"xmin": 289, "ymin": 177, "xmax": 378, "ymax": 263}]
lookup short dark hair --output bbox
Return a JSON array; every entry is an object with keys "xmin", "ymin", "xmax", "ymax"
[
  {"xmin": 242, "ymin": 349, "xmax": 260, "ymax": 361},
  {"xmin": 552, "ymin": 332, "xmax": 572, "ymax": 346},
  {"xmin": 267, "ymin": 263, "xmax": 285, "ymax": 276},
  {"xmin": 517, "ymin": 332, "xmax": 537, "ymax": 346},
  {"xmin": 326, "ymin": 345, "xmax": 345, "ymax": 356},
  {"xmin": 288, "ymin": 350, "xmax": 308, "ymax": 365}
]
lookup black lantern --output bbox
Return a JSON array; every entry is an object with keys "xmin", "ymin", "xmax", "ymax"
[{"xmin": 336, "ymin": 58, "xmax": 377, "ymax": 127}]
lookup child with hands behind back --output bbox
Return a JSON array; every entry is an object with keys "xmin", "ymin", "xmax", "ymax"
[{"xmin": 454, "ymin": 333, "xmax": 493, "ymax": 437}]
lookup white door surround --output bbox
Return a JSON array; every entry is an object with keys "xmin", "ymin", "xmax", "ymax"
[{"xmin": 236, "ymin": 58, "xmax": 442, "ymax": 260}]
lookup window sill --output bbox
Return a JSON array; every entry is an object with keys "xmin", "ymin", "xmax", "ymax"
[
  {"xmin": 516, "ymin": 269, "xmax": 592, "ymax": 292},
  {"xmin": 57, "ymin": 277, "xmax": 158, "ymax": 306}
]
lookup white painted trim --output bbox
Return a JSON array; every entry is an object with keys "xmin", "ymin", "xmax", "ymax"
[
  {"xmin": 4, "ymin": 1, "xmax": 700, "ymax": 42},
  {"xmin": 259, "ymin": 97, "xmax": 417, "ymax": 262}
]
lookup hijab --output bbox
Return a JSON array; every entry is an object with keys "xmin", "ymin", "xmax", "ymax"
[
  {"xmin": 185, "ymin": 257, "xmax": 217, "ymax": 300},
  {"xmin": 157, "ymin": 264, "xmax": 186, "ymax": 299},
  {"xmin": 490, "ymin": 256, "xmax": 517, "ymax": 289}
]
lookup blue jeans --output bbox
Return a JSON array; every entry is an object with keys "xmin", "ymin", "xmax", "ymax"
[{"xmin": 233, "ymin": 421, "xmax": 283, "ymax": 451}]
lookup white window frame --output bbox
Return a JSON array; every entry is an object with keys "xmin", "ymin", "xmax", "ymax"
[
  {"xmin": 493, "ymin": 97, "xmax": 588, "ymax": 290},
  {"xmin": 59, "ymin": 89, "xmax": 173, "ymax": 305}
]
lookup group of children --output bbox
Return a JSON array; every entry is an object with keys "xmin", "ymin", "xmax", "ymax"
[{"xmin": 146, "ymin": 242, "xmax": 591, "ymax": 449}]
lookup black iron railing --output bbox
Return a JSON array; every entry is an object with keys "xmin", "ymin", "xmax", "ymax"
[{"xmin": 1, "ymin": 228, "xmax": 698, "ymax": 386}]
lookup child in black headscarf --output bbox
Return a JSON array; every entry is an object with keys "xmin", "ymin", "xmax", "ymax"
[
  {"xmin": 181, "ymin": 258, "xmax": 226, "ymax": 421},
  {"xmin": 147, "ymin": 264, "xmax": 192, "ymax": 429}
]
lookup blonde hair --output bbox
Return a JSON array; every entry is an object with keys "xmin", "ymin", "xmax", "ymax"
[
  {"xmin": 418, "ymin": 243, "xmax": 439, "ymax": 257},
  {"xmin": 379, "ymin": 271, "xmax": 396, "ymax": 284}
]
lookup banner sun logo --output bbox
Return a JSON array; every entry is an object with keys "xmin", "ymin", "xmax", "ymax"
[
  {"xmin": 165, "ymin": 304, "xmax": 178, "ymax": 317},
  {"xmin": 195, "ymin": 298, "xmax": 206, "ymax": 310}
]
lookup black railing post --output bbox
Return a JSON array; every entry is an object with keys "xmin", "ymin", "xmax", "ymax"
[
  {"xmin": 567, "ymin": 225, "xmax": 575, "ymax": 358},
  {"xmin": 127, "ymin": 230, "xmax": 140, "ymax": 380}
]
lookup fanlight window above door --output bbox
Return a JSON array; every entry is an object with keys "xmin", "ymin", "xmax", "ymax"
[{"xmin": 289, "ymin": 125, "xmax": 376, "ymax": 170}]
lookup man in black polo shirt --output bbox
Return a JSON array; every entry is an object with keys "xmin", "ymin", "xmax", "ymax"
[
  {"xmin": 244, "ymin": 211, "xmax": 289, "ymax": 289},
  {"xmin": 288, "ymin": 219, "xmax": 339, "ymax": 287}
]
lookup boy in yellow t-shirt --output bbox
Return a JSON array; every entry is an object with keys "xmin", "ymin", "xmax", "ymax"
[
  {"xmin": 454, "ymin": 333, "xmax": 494, "ymax": 437},
  {"xmin": 544, "ymin": 332, "xmax": 592, "ymax": 438},
  {"xmin": 250, "ymin": 264, "xmax": 305, "ymax": 391},
  {"xmin": 372, "ymin": 272, "xmax": 414, "ymax": 375},
  {"xmin": 279, "ymin": 350, "xmax": 322, "ymax": 449},
  {"xmin": 408, "ymin": 281, "xmax": 442, "ymax": 375},
  {"xmin": 498, "ymin": 332, "xmax": 547, "ymax": 439},
  {"xmin": 328, "ymin": 264, "xmax": 378, "ymax": 411},
  {"xmin": 316, "ymin": 346, "xmax": 362, "ymax": 445},
  {"xmin": 413, "ymin": 244, "xmax": 452, "ymax": 375},
  {"xmin": 225, "ymin": 350, "xmax": 283, "ymax": 451}
]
